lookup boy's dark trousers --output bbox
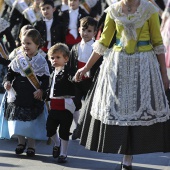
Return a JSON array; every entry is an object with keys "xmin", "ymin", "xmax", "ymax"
[{"xmin": 46, "ymin": 109, "xmax": 73, "ymax": 141}]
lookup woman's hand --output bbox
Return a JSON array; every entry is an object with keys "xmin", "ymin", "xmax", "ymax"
[
  {"xmin": 75, "ymin": 66, "xmax": 88, "ymax": 82},
  {"xmin": 4, "ymin": 81, "xmax": 11, "ymax": 90},
  {"xmin": 161, "ymin": 73, "xmax": 169, "ymax": 90},
  {"xmin": 33, "ymin": 89, "xmax": 43, "ymax": 100}
]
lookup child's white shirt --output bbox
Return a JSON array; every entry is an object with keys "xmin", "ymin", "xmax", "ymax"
[
  {"xmin": 78, "ymin": 39, "xmax": 94, "ymax": 63},
  {"xmin": 43, "ymin": 18, "xmax": 53, "ymax": 49},
  {"xmin": 49, "ymin": 67, "xmax": 64, "ymax": 98},
  {"xmin": 69, "ymin": 8, "xmax": 79, "ymax": 39}
]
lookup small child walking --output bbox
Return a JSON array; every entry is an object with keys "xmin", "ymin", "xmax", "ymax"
[
  {"xmin": 46, "ymin": 43, "xmax": 76, "ymax": 163},
  {"xmin": 2, "ymin": 29, "xmax": 50, "ymax": 157}
]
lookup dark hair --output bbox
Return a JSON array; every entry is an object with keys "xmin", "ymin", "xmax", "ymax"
[
  {"xmin": 19, "ymin": 25, "xmax": 34, "ymax": 40},
  {"xmin": 80, "ymin": 16, "xmax": 98, "ymax": 31},
  {"xmin": 48, "ymin": 43, "xmax": 70, "ymax": 59},
  {"xmin": 22, "ymin": 29, "xmax": 41, "ymax": 46},
  {"xmin": 39, "ymin": 0, "xmax": 54, "ymax": 8}
]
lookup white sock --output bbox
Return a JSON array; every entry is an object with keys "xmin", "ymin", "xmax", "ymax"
[
  {"xmin": 73, "ymin": 110, "xmax": 80, "ymax": 127},
  {"xmin": 60, "ymin": 139, "xmax": 68, "ymax": 157},
  {"xmin": 17, "ymin": 135, "xmax": 26, "ymax": 145},
  {"xmin": 51, "ymin": 133, "xmax": 60, "ymax": 147},
  {"xmin": 123, "ymin": 155, "xmax": 133, "ymax": 166},
  {"xmin": 27, "ymin": 138, "xmax": 35, "ymax": 149}
]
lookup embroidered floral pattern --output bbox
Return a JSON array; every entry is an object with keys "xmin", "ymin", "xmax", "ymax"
[{"xmin": 90, "ymin": 51, "xmax": 170, "ymax": 126}]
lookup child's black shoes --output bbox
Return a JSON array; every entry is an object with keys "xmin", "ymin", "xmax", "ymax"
[
  {"xmin": 15, "ymin": 143, "xmax": 26, "ymax": 154},
  {"xmin": 58, "ymin": 155, "xmax": 67, "ymax": 163},
  {"xmin": 53, "ymin": 146, "xmax": 60, "ymax": 158}
]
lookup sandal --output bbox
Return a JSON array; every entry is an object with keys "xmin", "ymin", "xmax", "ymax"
[
  {"xmin": 15, "ymin": 143, "xmax": 26, "ymax": 155},
  {"xmin": 26, "ymin": 148, "xmax": 35, "ymax": 157}
]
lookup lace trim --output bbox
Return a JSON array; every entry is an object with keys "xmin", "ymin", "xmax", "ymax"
[
  {"xmin": 0, "ymin": 18, "xmax": 10, "ymax": 33},
  {"xmin": 90, "ymin": 50, "xmax": 170, "ymax": 126},
  {"xmin": 9, "ymin": 52, "xmax": 50, "ymax": 77},
  {"xmin": 106, "ymin": 0, "xmax": 157, "ymax": 46},
  {"xmin": 92, "ymin": 40, "xmax": 108, "ymax": 55},
  {"xmin": 154, "ymin": 45, "xmax": 165, "ymax": 54}
]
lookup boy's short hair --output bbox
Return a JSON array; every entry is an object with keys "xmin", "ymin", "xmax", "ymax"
[
  {"xmin": 48, "ymin": 43, "xmax": 70, "ymax": 59},
  {"xmin": 80, "ymin": 16, "xmax": 98, "ymax": 31},
  {"xmin": 39, "ymin": 0, "xmax": 54, "ymax": 8}
]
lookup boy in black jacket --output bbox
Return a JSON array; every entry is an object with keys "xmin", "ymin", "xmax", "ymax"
[{"xmin": 34, "ymin": 0, "xmax": 66, "ymax": 53}]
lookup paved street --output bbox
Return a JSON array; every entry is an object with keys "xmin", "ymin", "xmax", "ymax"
[{"xmin": 0, "ymin": 89, "xmax": 170, "ymax": 170}]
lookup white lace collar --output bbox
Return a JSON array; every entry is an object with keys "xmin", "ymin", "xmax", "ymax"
[
  {"xmin": 106, "ymin": 0, "xmax": 158, "ymax": 46},
  {"xmin": 9, "ymin": 52, "xmax": 50, "ymax": 77},
  {"xmin": 0, "ymin": 18, "xmax": 10, "ymax": 33}
]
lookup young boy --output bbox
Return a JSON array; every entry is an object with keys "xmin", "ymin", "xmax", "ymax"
[
  {"xmin": 34, "ymin": 0, "xmax": 66, "ymax": 53},
  {"xmin": 68, "ymin": 16, "xmax": 101, "ymax": 140},
  {"xmin": 61, "ymin": 0, "xmax": 89, "ymax": 50},
  {"xmin": 46, "ymin": 43, "xmax": 76, "ymax": 163}
]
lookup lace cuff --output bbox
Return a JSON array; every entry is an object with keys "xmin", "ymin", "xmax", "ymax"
[
  {"xmin": 154, "ymin": 44, "xmax": 165, "ymax": 55},
  {"xmin": 92, "ymin": 40, "xmax": 108, "ymax": 55}
]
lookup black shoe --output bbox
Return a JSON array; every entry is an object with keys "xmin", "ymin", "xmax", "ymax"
[
  {"xmin": 53, "ymin": 146, "xmax": 60, "ymax": 158},
  {"xmin": 58, "ymin": 155, "xmax": 67, "ymax": 163},
  {"xmin": 15, "ymin": 143, "xmax": 26, "ymax": 155},
  {"xmin": 121, "ymin": 163, "xmax": 132, "ymax": 170},
  {"xmin": 26, "ymin": 148, "xmax": 35, "ymax": 157},
  {"xmin": 72, "ymin": 128, "xmax": 79, "ymax": 140}
]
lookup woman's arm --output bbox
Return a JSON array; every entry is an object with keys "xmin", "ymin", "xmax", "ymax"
[{"xmin": 75, "ymin": 51, "xmax": 101, "ymax": 81}]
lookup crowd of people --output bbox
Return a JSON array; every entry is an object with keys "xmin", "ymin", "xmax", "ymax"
[{"xmin": 0, "ymin": 0, "xmax": 170, "ymax": 169}]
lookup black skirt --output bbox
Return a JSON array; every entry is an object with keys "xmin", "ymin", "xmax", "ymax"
[
  {"xmin": 4, "ymin": 100, "xmax": 44, "ymax": 121},
  {"xmin": 77, "ymin": 69, "xmax": 170, "ymax": 155}
]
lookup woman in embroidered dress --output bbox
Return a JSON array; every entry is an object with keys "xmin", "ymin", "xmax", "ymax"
[
  {"xmin": 75, "ymin": 0, "xmax": 170, "ymax": 169},
  {"xmin": 1, "ymin": 29, "xmax": 50, "ymax": 157},
  {"xmin": 0, "ymin": 18, "xmax": 16, "ymax": 93},
  {"xmin": 161, "ymin": 0, "xmax": 170, "ymax": 67}
]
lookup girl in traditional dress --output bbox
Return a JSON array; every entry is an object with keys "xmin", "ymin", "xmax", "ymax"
[
  {"xmin": 75, "ymin": 0, "xmax": 170, "ymax": 169},
  {"xmin": 1, "ymin": 29, "xmax": 50, "ymax": 157}
]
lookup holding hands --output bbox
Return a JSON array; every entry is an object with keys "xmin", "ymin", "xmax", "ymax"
[{"xmin": 75, "ymin": 66, "xmax": 88, "ymax": 82}]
